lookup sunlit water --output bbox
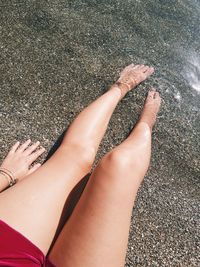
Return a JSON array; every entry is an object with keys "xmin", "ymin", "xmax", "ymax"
[{"xmin": 183, "ymin": 53, "xmax": 200, "ymax": 93}]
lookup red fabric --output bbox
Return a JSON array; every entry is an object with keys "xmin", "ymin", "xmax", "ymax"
[{"xmin": 0, "ymin": 219, "xmax": 56, "ymax": 266}]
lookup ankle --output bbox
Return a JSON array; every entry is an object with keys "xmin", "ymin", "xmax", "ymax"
[
  {"xmin": 138, "ymin": 113, "xmax": 156, "ymax": 131},
  {"xmin": 110, "ymin": 83, "xmax": 129, "ymax": 99}
]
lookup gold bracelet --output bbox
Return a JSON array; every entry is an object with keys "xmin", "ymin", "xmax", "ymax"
[
  {"xmin": 0, "ymin": 168, "xmax": 16, "ymax": 186},
  {"xmin": 0, "ymin": 171, "xmax": 11, "ymax": 187}
]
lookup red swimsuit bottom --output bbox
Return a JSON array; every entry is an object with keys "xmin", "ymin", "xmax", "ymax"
[{"xmin": 0, "ymin": 219, "xmax": 55, "ymax": 267}]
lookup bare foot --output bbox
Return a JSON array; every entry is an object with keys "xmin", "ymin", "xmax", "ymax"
[
  {"xmin": 112, "ymin": 64, "xmax": 154, "ymax": 98},
  {"xmin": 139, "ymin": 89, "xmax": 161, "ymax": 129},
  {"xmin": 0, "ymin": 140, "xmax": 45, "ymax": 183}
]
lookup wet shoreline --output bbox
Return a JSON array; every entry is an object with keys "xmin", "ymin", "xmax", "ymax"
[{"xmin": 0, "ymin": 1, "xmax": 199, "ymax": 266}]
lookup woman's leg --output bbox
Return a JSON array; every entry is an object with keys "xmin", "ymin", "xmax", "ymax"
[
  {"xmin": 0, "ymin": 64, "xmax": 154, "ymax": 255},
  {"xmin": 48, "ymin": 90, "xmax": 161, "ymax": 267}
]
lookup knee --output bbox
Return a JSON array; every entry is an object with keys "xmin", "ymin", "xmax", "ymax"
[
  {"xmin": 100, "ymin": 148, "xmax": 134, "ymax": 174},
  {"xmin": 60, "ymin": 142, "xmax": 96, "ymax": 172},
  {"xmin": 100, "ymin": 146, "xmax": 150, "ymax": 177},
  {"xmin": 80, "ymin": 145, "xmax": 96, "ymax": 170}
]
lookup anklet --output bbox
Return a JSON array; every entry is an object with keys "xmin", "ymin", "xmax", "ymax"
[
  {"xmin": 114, "ymin": 81, "xmax": 132, "ymax": 99},
  {"xmin": 0, "ymin": 168, "xmax": 16, "ymax": 186},
  {"xmin": 115, "ymin": 76, "xmax": 138, "ymax": 91},
  {"xmin": 115, "ymin": 81, "xmax": 131, "ymax": 91}
]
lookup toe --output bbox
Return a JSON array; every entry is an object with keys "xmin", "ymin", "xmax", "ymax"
[
  {"xmin": 154, "ymin": 92, "xmax": 160, "ymax": 98},
  {"xmin": 141, "ymin": 65, "xmax": 150, "ymax": 72},
  {"xmin": 120, "ymin": 64, "xmax": 134, "ymax": 75},
  {"xmin": 148, "ymin": 90, "xmax": 155, "ymax": 98},
  {"xmin": 145, "ymin": 67, "xmax": 154, "ymax": 76},
  {"xmin": 150, "ymin": 88, "xmax": 157, "ymax": 99},
  {"xmin": 155, "ymin": 92, "xmax": 161, "ymax": 105},
  {"xmin": 133, "ymin": 64, "xmax": 140, "ymax": 69},
  {"xmin": 127, "ymin": 64, "xmax": 135, "ymax": 71},
  {"xmin": 138, "ymin": 64, "xmax": 145, "ymax": 69}
]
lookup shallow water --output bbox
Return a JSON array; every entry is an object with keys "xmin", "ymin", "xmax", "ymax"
[{"xmin": 0, "ymin": 0, "xmax": 200, "ymax": 266}]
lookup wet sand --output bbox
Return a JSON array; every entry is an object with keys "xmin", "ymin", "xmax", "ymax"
[{"xmin": 0, "ymin": 1, "xmax": 199, "ymax": 266}]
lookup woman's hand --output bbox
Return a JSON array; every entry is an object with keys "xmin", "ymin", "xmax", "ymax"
[{"xmin": 0, "ymin": 140, "xmax": 45, "ymax": 183}]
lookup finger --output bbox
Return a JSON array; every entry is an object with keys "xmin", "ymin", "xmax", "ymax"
[
  {"xmin": 27, "ymin": 163, "xmax": 42, "ymax": 175},
  {"xmin": 17, "ymin": 139, "xmax": 31, "ymax": 153},
  {"xmin": 24, "ymin": 141, "xmax": 40, "ymax": 155},
  {"xmin": 8, "ymin": 141, "xmax": 20, "ymax": 154},
  {"xmin": 28, "ymin": 147, "xmax": 46, "ymax": 164}
]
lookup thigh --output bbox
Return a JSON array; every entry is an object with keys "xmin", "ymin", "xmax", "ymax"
[
  {"xmin": 48, "ymin": 123, "xmax": 152, "ymax": 267},
  {"xmin": 48, "ymin": 157, "xmax": 142, "ymax": 267},
  {"xmin": 0, "ymin": 145, "xmax": 91, "ymax": 255}
]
